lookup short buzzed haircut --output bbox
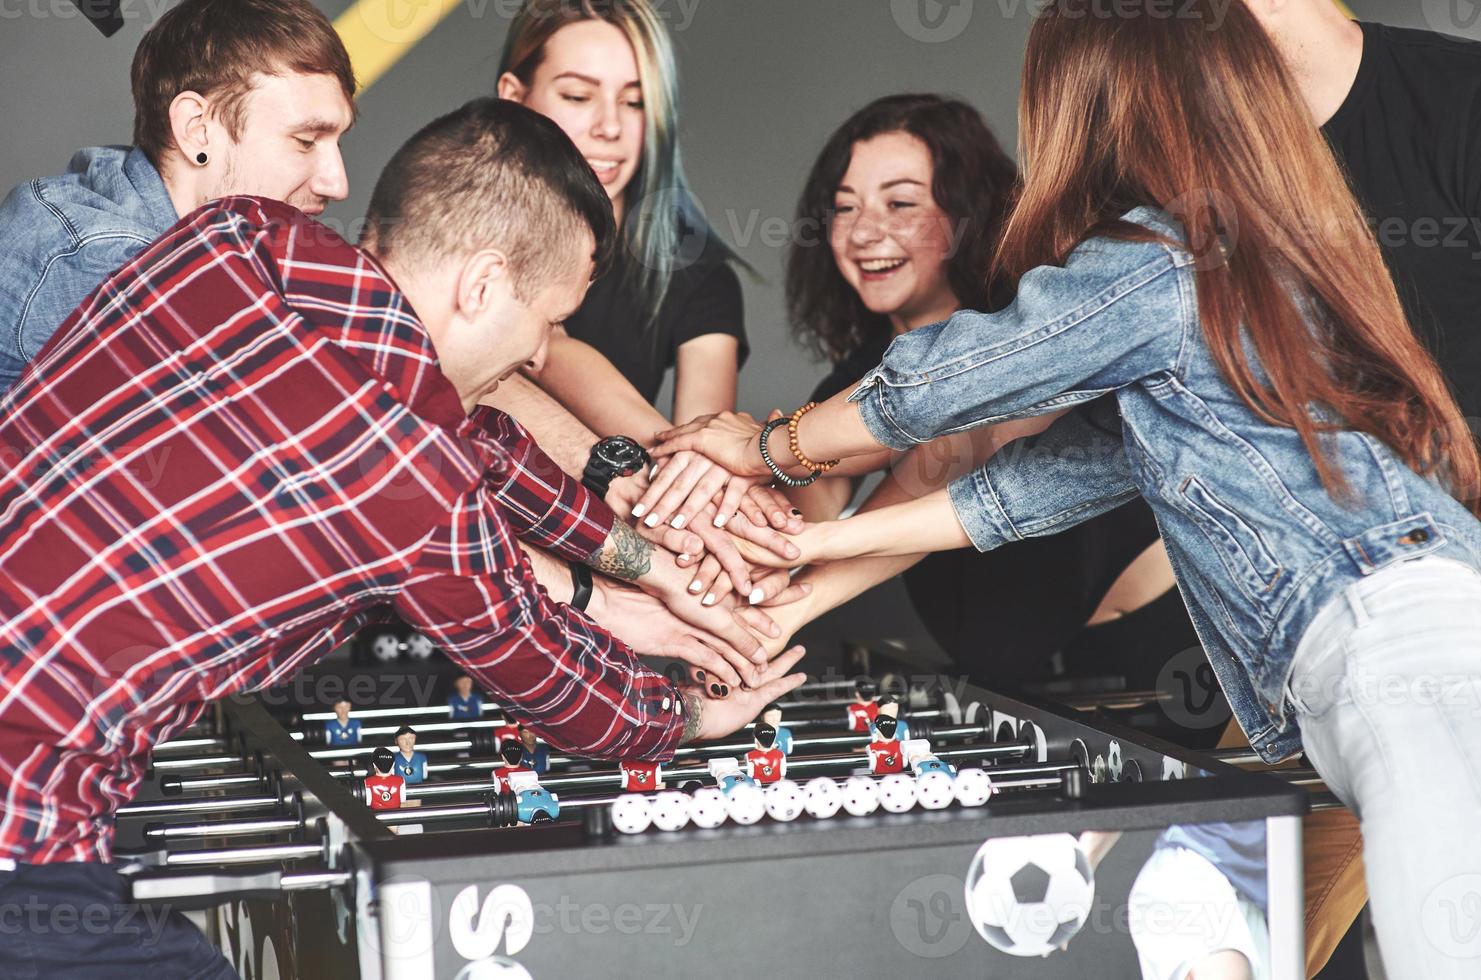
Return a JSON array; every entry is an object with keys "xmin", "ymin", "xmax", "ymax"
[{"xmin": 362, "ymin": 98, "xmax": 615, "ymax": 298}]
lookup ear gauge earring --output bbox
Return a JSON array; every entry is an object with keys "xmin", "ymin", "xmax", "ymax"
[{"xmin": 195, "ymin": 152, "xmax": 208, "ymax": 166}]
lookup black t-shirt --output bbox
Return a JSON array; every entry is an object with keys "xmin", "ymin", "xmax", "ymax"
[
  {"xmin": 810, "ymin": 339, "xmax": 1175, "ymax": 687},
  {"xmin": 1324, "ymin": 22, "xmax": 1481, "ymax": 423},
  {"xmin": 563, "ymin": 238, "xmax": 747, "ymax": 405}
]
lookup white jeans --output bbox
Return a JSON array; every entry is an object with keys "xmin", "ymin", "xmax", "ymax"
[{"xmin": 1286, "ymin": 557, "xmax": 1481, "ymax": 980}]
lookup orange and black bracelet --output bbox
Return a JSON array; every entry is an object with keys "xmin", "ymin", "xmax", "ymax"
[{"xmin": 787, "ymin": 402, "xmax": 841, "ymax": 474}]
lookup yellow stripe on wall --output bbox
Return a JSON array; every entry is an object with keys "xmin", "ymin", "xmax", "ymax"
[
  {"xmin": 331, "ymin": 0, "xmax": 1359, "ymax": 95},
  {"xmin": 334, "ymin": 0, "xmax": 465, "ymax": 93}
]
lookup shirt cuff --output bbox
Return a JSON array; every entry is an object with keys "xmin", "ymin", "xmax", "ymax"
[
  {"xmin": 847, "ymin": 370, "xmax": 927, "ymax": 451},
  {"xmin": 947, "ymin": 466, "xmax": 1021, "ymax": 553},
  {"xmin": 473, "ymin": 407, "xmax": 615, "ymax": 563}
]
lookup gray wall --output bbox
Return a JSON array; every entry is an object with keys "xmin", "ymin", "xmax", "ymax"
[{"xmin": 1, "ymin": 0, "xmax": 1476, "ymax": 417}]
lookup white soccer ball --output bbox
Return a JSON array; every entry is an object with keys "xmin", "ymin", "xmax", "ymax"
[
  {"xmin": 609, "ymin": 793, "xmax": 651, "ymax": 835},
  {"xmin": 763, "ymin": 779, "xmax": 805, "ymax": 822},
  {"xmin": 726, "ymin": 782, "xmax": 766, "ymax": 825},
  {"xmin": 916, "ymin": 770, "xmax": 956, "ymax": 810},
  {"xmin": 840, "ymin": 775, "xmax": 879, "ymax": 817},
  {"xmin": 649, "ymin": 790, "xmax": 691, "ymax": 832},
  {"xmin": 954, "ymin": 768, "xmax": 995, "ymax": 807},
  {"xmin": 878, "ymin": 773, "xmax": 917, "ymax": 813},
  {"xmin": 965, "ymin": 833, "xmax": 1095, "ymax": 957},
  {"xmin": 688, "ymin": 787, "xmax": 728, "ymax": 829},
  {"xmin": 403, "ymin": 631, "xmax": 436, "ymax": 660},
  {"xmin": 803, "ymin": 777, "xmax": 842, "ymax": 819},
  {"xmin": 370, "ymin": 633, "xmax": 400, "ymax": 663}
]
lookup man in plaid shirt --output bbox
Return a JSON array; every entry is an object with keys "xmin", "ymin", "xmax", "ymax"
[{"xmin": 0, "ymin": 99, "xmax": 803, "ymax": 977}]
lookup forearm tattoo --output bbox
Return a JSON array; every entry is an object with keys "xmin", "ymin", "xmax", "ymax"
[
  {"xmin": 589, "ymin": 520, "xmax": 652, "ymax": 582},
  {"xmin": 679, "ymin": 691, "xmax": 704, "ymax": 745}
]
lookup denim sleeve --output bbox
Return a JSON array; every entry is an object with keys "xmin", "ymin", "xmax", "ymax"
[
  {"xmin": 15, "ymin": 236, "xmax": 152, "ymax": 363},
  {"xmin": 946, "ymin": 397, "xmax": 1140, "ymax": 552},
  {"xmin": 848, "ymin": 238, "xmax": 1188, "ymax": 450}
]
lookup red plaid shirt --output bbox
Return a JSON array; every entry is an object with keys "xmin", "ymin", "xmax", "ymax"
[{"xmin": 0, "ymin": 198, "xmax": 684, "ymax": 863}]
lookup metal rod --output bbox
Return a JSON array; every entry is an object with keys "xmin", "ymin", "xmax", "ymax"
[
  {"xmin": 162, "ymin": 843, "xmax": 322, "ymax": 866},
  {"xmin": 153, "ymin": 737, "xmax": 477, "ymax": 773},
  {"xmin": 151, "ymin": 737, "xmax": 226, "ymax": 753},
  {"xmin": 150, "ymin": 753, "xmax": 245, "ymax": 772},
  {"xmin": 144, "ymin": 817, "xmax": 303, "ymax": 841},
  {"xmin": 299, "ymin": 704, "xmax": 502, "ymax": 723},
  {"xmin": 117, "ymin": 795, "xmax": 282, "ymax": 819},
  {"xmin": 282, "ymin": 870, "xmax": 353, "ymax": 891},
  {"xmin": 162, "ymin": 773, "xmax": 269, "ymax": 794}
]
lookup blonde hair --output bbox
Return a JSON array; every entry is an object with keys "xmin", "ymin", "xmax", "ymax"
[{"xmin": 500, "ymin": 0, "xmax": 736, "ymax": 325}]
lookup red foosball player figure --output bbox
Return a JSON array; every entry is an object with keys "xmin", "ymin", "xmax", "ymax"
[
  {"xmin": 365, "ymin": 746, "xmax": 406, "ymax": 810},
  {"xmin": 491, "ymin": 741, "xmax": 534, "ymax": 792},
  {"xmin": 745, "ymin": 723, "xmax": 787, "ymax": 784},
  {"xmin": 620, "ymin": 759, "xmax": 663, "ymax": 791},
  {"xmin": 867, "ymin": 715, "xmax": 906, "ymax": 775},
  {"xmin": 846, "ymin": 678, "xmax": 880, "ymax": 733},
  {"xmin": 492, "ymin": 719, "xmax": 523, "ymax": 751}
]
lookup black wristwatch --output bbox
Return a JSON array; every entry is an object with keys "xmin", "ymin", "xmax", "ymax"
[
  {"xmin": 581, "ymin": 435, "xmax": 651, "ymax": 499},
  {"xmin": 569, "ymin": 561, "xmax": 593, "ymax": 611}
]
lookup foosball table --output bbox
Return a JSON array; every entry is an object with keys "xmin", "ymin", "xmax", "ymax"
[{"xmin": 114, "ymin": 661, "xmax": 1311, "ymax": 979}]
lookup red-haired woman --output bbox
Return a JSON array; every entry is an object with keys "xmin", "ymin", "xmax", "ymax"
[{"xmin": 653, "ymin": 4, "xmax": 1481, "ymax": 976}]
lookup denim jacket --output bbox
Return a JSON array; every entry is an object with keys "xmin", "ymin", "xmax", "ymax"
[
  {"xmin": 0, "ymin": 146, "xmax": 176, "ymax": 393},
  {"xmin": 850, "ymin": 206, "xmax": 1481, "ymax": 763}
]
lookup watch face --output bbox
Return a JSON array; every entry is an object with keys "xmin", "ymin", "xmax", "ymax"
[{"xmin": 595, "ymin": 436, "xmax": 649, "ymax": 474}]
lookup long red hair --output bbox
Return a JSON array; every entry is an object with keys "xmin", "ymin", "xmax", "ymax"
[{"xmin": 998, "ymin": 0, "xmax": 1481, "ymax": 513}]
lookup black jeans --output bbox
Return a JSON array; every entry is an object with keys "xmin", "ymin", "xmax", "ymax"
[{"xmin": 0, "ymin": 860, "xmax": 237, "ymax": 979}]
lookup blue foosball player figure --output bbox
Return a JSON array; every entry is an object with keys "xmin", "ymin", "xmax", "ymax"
[
  {"xmin": 904, "ymin": 739, "xmax": 957, "ymax": 778},
  {"xmin": 393, "ymin": 725, "xmax": 428, "ymax": 783},
  {"xmin": 447, "ymin": 674, "xmax": 483, "ymax": 720},
  {"xmin": 760, "ymin": 702, "xmax": 794, "ymax": 755},
  {"xmin": 507, "ymin": 770, "xmax": 559, "ymax": 824},
  {"xmin": 707, "ymin": 757, "xmax": 756, "ymax": 794},
  {"xmin": 325, "ymin": 698, "xmax": 361, "ymax": 746}
]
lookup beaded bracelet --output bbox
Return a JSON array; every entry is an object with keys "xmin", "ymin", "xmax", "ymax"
[
  {"xmin": 787, "ymin": 402, "xmax": 841, "ymax": 474},
  {"xmin": 758, "ymin": 417, "xmax": 820, "ymax": 488}
]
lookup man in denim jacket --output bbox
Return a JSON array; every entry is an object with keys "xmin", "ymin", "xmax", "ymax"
[{"xmin": 0, "ymin": 0, "xmax": 354, "ymax": 394}]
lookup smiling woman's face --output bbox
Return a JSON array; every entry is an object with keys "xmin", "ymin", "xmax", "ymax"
[
  {"xmin": 504, "ymin": 19, "xmax": 646, "ymax": 207},
  {"xmin": 829, "ymin": 131, "xmax": 959, "ymax": 330}
]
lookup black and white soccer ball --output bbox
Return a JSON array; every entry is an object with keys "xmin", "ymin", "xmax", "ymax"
[
  {"xmin": 609, "ymin": 793, "xmax": 652, "ymax": 835},
  {"xmin": 804, "ymin": 777, "xmax": 842, "ymax": 819},
  {"xmin": 916, "ymin": 770, "xmax": 956, "ymax": 810},
  {"xmin": 840, "ymin": 775, "xmax": 879, "ymax": 817},
  {"xmin": 368, "ymin": 631, "xmax": 401, "ymax": 663},
  {"xmin": 403, "ymin": 631, "xmax": 436, "ymax": 660},
  {"xmin": 877, "ymin": 773, "xmax": 917, "ymax": 813},
  {"xmin": 725, "ymin": 783, "xmax": 766, "ymax": 825},
  {"xmin": 689, "ymin": 787, "xmax": 728, "ymax": 829},
  {"xmin": 953, "ymin": 767, "xmax": 995, "ymax": 807},
  {"xmin": 649, "ymin": 790, "xmax": 691, "ymax": 832},
  {"xmin": 964, "ymin": 833, "xmax": 1094, "ymax": 957},
  {"xmin": 763, "ymin": 779, "xmax": 806, "ymax": 822}
]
